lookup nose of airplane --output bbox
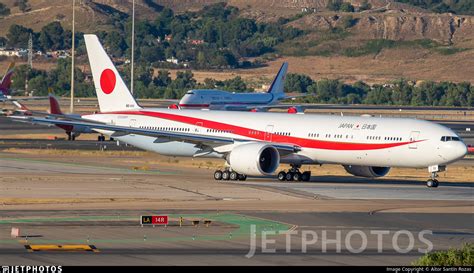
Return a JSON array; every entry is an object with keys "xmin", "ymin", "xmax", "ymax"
[
  {"xmin": 445, "ymin": 142, "xmax": 468, "ymax": 162},
  {"xmin": 458, "ymin": 142, "xmax": 469, "ymax": 158}
]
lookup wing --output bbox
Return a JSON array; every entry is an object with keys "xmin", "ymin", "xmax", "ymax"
[
  {"xmin": 2, "ymin": 96, "xmax": 48, "ymax": 101},
  {"xmin": 9, "ymin": 116, "xmax": 301, "ymax": 155}
]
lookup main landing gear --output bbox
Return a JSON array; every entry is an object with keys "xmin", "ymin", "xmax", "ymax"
[
  {"xmin": 214, "ymin": 169, "xmax": 247, "ymax": 181},
  {"xmin": 66, "ymin": 132, "xmax": 75, "ymax": 141},
  {"xmin": 277, "ymin": 164, "xmax": 311, "ymax": 182}
]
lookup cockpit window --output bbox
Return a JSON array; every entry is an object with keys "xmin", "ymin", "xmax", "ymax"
[
  {"xmin": 186, "ymin": 91, "xmax": 195, "ymax": 95},
  {"xmin": 441, "ymin": 136, "xmax": 461, "ymax": 142}
]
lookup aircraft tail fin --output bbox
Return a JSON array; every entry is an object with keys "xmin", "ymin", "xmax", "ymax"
[
  {"xmin": 266, "ymin": 62, "xmax": 288, "ymax": 97},
  {"xmin": 48, "ymin": 93, "xmax": 63, "ymax": 115},
  {"xmin": 0, "ymin": 62, "xmax": 15, "ymax": 96},
  {"xmin": 84, "ymin": 34, "xmax": 141, "ymax": 113}
]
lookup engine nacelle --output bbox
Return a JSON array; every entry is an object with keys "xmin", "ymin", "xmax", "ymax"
[
  {"xmin": 228, "ymin": 143, "xmax": 280, "ymax": 176},
  {"xmin": 343, "ymin": 165, "xmax": 390, "ymax": 178}
]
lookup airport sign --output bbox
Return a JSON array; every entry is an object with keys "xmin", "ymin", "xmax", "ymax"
[{"xmin": 141, "ymin": 215, "xmax": 169, "ymax": 225}]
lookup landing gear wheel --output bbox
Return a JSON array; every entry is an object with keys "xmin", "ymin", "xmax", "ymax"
[
  {"xmin": 278, "ymin": 171, "xmax": 286, "ymax": 181},
  {"xmin": 222, "ymin": 171, "xmax": 230, "ymax": 180},
  {"xmin": 238, "ymin": 174, "xmax": 247, "ymax": 181},
  {"xmin": 301, "ymin": 171, "xmax": 311, "ymax": 182},
  {"xmin": 230, "ymin": 171, "xmax": 239, "ymax": 181},
  {"xmin": 293, "ymin": 172, "xmax": 302, "ymax": 182},
  {"xmin": 214, "ymin": 170, "xmax": 223, "ymax": 180},
  {"xmin": 426, "ymin": 179, "xmax": 439, "ymax": 188},
  {"xmin": 285, "ymin": 172, "xmax": 293, "ymax": 181}
]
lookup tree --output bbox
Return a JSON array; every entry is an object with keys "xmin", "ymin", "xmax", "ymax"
[
  {"xmin": 154, "ymin": 70, "xmax": 171, "ymax": 87},
  {"xmin": 311, "ymin": 79, "xmax": 344, "ymax": 103},
  {"xmin": 0, "ymin": 3, "xmax": 10, "ymax": 16},
  {"xmin": 340, "ymin": 2, "xmax": 355, "ymax": 12},
  {"xmin": 341, "ymin": 15, "xmax": 357, "ymax": 29},
  {"xmin": 0, "ymin": 37, "xmax": 7, "ymax": 47},
  {"xmin": 104, "ymin": 31, "xmax": 127, "ymax": 57},
  {"xmin": 15, "ymin": 0, "xmax": 30, "ymax": 12},
  {"xmin": 391, "ymin": 79, "xmax": 413, "ymax": 105},
  {"xmin": 39, "ymin": 22, "xmax": 66, "ymax": 50},
  {"xmin": 327, "ymin": 0, "xmax": 343, "ymax": 11},
  {"xmin": 170, "ymin": 71, "xmax": 196, "ymax": 90},
  {"xmin": 418, "ymin": 81, "xmax": 443, "ymax": 106},
  {"xmin": 202, "ymin": 78, "xmax": 216, "ymax": 89},
  {"xmin": 140, "ymin": 45, "xmax": 164, "ymax": 63},
  {"xmin": 359, "ymin": 0, "xmax": 372, "ymax": 11},
  {"xmin": 284, "ymin": 73, "xmax": 314, "ymax": 93},
  {"xmin": 7, "ymin": 24, "xmax": 33, "ymax": 48},
  {"xmin": 221, "ymin": 76, "xmax": 250, "ymax": 92}
]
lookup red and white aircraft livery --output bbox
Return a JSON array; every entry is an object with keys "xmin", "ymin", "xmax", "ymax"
[
  {"xmin": 16, "ymin": 35, "xmax": 467, "ymax": 187},
  {"xmin": 10, "ymin": 93, "xmax": 96, "ymax": 140},
  {"xmin": 0, "ymin": 62, "xmax": 15, "ymax": 99}
]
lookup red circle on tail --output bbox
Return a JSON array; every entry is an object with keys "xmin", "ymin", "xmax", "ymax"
[{"xmin": 100, "ymin": 69, "xmax": 116, "ymax": 94}]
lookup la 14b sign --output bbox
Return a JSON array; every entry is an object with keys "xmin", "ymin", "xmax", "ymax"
[{"xmin": 141, "ymin": 215, "xmax": 169, "ymax": 225}]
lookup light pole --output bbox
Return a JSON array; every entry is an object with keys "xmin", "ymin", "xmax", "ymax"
[
  {"xmin": 130, "ymin": 0, "xmax": 135, "ymax": 95},
  {"xmin": 70, "ymin": 0, "xmax": 76, "ymax": 113}
]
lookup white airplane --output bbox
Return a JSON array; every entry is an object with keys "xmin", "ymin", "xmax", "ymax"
[
  {"xmin": 177, "ymin": 62, "xmax": 297, "ymax": 111},
  {"xmin": 13, "ymin": 34, "xmax": 467, "ymax": 188}
]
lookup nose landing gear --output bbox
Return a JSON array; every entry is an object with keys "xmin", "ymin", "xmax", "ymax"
[{"xmin": 426, "ymin": 165, "xmax": 445, "ymax": 188}]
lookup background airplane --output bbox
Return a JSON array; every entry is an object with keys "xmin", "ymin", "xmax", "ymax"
[
  {"xmin": 0, "ymin": 62, "xmax": 15, "ymax": 99},
  {"xmin": 177, "ymin": 62, "xmax": 303, "ymax": 111},
  {"xmin": 11, "ymin": 93, "xmax": 101, "ymax": 141},
  {"xmin": 12, "ymin": 34, "xmax": 467, "ymax": 188},
  {"xmin": 0, "ymin": 62, "xmax": 47, "ymax": 103}
]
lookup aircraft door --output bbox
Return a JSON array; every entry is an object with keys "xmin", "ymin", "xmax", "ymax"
[
  {"xmin": 129, "ymin": 119, "xmax": 137, "ymax": 128},
  {"xmin": 409, "ymin": 131, "xmax": 420, "ymax": 149},
  {"xmin": 265, "ymin": 125, "xmax": 274, "ymax": 142},
  {"xmin": 195, "ymin": 122, "xmax": 203, "ymax": 133}
]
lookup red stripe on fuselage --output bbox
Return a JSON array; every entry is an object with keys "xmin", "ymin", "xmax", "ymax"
[{"xmin": 103, "ymin": 110, "xmax": 423, "ymax": 151}]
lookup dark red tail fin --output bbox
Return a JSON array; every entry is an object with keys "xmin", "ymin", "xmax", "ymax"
[
  {"xmin": 0, "ymin": 62, "xmax": 15, "ymax": 96},
  {"xmin": 49, "ymin": 94, "xmax": 63, "ymax": 115}
]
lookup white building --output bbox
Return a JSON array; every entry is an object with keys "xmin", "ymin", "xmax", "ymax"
[{"xmin": 0, "ymin": 48, "xmax": 27, "ymax": 57}]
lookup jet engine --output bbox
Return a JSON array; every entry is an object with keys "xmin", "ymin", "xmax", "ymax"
[
  {"xmin": 343, "ymin": 165, "xmax": 390, "ymax": 178},
  {"xmin": 228, "ymin": 143, "xmax": 280, "ymax": 176}
]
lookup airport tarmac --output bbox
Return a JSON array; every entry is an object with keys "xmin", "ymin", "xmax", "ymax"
[{"xmin": 0, "ymin": 149, "xmax": 473, "ymax": 265}]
